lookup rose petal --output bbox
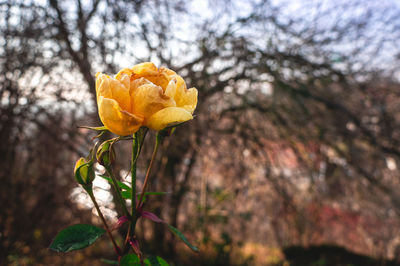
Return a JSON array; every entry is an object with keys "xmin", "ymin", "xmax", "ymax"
[
  {"xmin": 164, "ymin": 78, "xmax": 177, "ymax": 99},
  {"xmin": 98, "ymin": 96, "xmax": 143, "ymax": 136},
  {"xmin": 96, "ymin": 76, "xmax": 131, "ymax": 113},
  {"xmin": 169, "ymin": 75, "xmax": 198, "ymax": 112},
  {"xmin": 146, "ymin": 107, "xmax": 193, "ymax": 131},
  {"xmin": 130, "ymin": 83, "xmax": 175, "ymax": 119},
  {"xmin": 130, "ymin": 62, "xmax": 171, "ymax": 90},
  {"xmin": 96, "ymin": 73, "xmax": 112, "ymax": 99},
  {"xmin": 181, "ymin": 87, "xmax": 198, "ymax": 112}
]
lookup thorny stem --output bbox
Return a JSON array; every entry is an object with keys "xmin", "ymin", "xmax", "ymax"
[
  {"xmin": 87, "ymin": 189, "xmax": 120, "ymax": 256},
  {"xmin": 125, "ymin": 133, "xmax": 138, "ymax": 252},
  {"xmin": 123, "ymin": 129, "xmax": 149, "ymax": 256},
  {"xmin": 132, "ymin": 133, "xmax": 163, "ymax": 266},
  {"xmin": 131, "ymin": 133, "xmax": 138, "ymax": 218},
  {"xmin": 105, "ymin": 166, "xmax": 130, "ymax": 217},
  {"xmin": 136, "ymin": 133, "xmax": 162, "ymax": 209}
]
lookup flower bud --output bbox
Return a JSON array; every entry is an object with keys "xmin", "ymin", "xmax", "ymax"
[
  {"xmin": 74, "ymin": 157, "xmax": 95, "ymax": 186},
  {"xmin": 96, "ymin": 140, "xmax": 115, "ymax": 167}
]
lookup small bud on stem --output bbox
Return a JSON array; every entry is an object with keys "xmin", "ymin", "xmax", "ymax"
[{"xmin": 74, "ymin": 157, "xmax": 95, "ymax": 190}]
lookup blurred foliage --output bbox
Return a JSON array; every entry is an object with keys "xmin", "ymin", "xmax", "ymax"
[{"xmin": 279, "ymin": 245, "xmax": 400, "ymax": 266}]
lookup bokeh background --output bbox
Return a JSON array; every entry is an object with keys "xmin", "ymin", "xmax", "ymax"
[{"xmin": 1, "ymin": 0, "xmax": 400, "ymax": 265}]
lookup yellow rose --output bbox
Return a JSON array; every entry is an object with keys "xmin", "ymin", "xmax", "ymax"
[{"xmin": 95, "ymin": 62, "xmax": 198, "ymax": 136}]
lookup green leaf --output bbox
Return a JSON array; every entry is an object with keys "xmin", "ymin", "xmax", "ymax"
[
  {"xmin": 137, "ymin": 192, "xmax": 168, "ymax": 202},
  {"xmin": 120, "ymin": 254, "xmax": 169, "ymax": 266},
  {"xmin": 120, "ymin": 191, "xmax": 168, "ymax": 201},
  {"xmin": 49, "ymin": 224, "xmax": 105, "ymax": 252},
  {"xmin": 100, "ymin": 175, "xmax": 131, "ymax": 191},
  {"xmin": 121, "ymin": 190, "xmax": 132, "ymax": 200},
  {"xmin": 144, "ymin": 255, "xmax": 169, "ymax": 266},
  {"xmin": 100, "ymin": 258, "xmax": 119, "ymax": 265},
  {"xmin": 120, "ymin": 254, "xmax": 140, "ymax": 266},
  {"xmin": 167, "ymin": 225, "xmax": 198, "ymax": 252}
]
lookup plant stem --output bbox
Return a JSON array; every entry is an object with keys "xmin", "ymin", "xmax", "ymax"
[
  {"xmin": 123, "ymin": 129, "xmax": 157, "ymax": 256},
  {"xmin": 131, "ymin": 132, "xmax": 138, "ymax": 220},
  {"xmin": 124, "ymin": 133, "xmax": 139, "ymax": 253},
  {"xmin": 136, "ymin": 133, "xmax": 162, "ymax": 209},
  {"xmin": 87, "ymin": 189, "xmax": 120, "ymax": 255},
  {"xmin": 105, "ymin": 166, "xmax": 130, "ymax": 217},
  {"xmin": 123, "ymin": 129, "xmax": 149, "ymax": 255}
]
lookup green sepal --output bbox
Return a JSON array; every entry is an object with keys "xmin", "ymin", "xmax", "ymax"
[
  {"xmin": 165, "ymin": 118, "xmax": 194, "ymax": 129},
  {"xmin": 74, "ymin": 158, "xmax": 95, "ymax": 186},
  {"xmin": 96, "ymin": 139, "xmax": 116, "ymax": 167},
  {"xmin": 93, "ymin": 130, "xmax": 106, "ymax": 140},
  {"xmin": 78, "ymin": 125, "xmax": 108, "ymax": 131},
  {"xmin": 78, "ymin": 125, "xmax": 109, "ymax": 140},
  {"xmin": 158, "ymin": 116, "xmax": 195, "ymax": 137}
]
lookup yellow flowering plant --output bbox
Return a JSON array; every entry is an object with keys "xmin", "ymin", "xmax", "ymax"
[
  {"xmin": 50, "ymin": 63, "xmax": 199, "ymax": 265},
  {"xmin": 96, "ymin": 62, "xmax": 197, "ymax": 135}
]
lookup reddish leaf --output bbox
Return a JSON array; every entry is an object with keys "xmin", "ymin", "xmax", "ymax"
[
  {"xmin": 129, "ymin": 238, "xmax": 141, "ymax": 256},
  {"xmin": 111, "ymin": 216, "xmax": 129, "ymax": 231},
  {"xmin": 141, "ymin": 211, "xmax": 165, "ymax": 223}
]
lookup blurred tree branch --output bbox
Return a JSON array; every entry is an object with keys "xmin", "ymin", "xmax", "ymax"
[{"xmin": 2, "ymin": 0, "xmax": 400, "ymax": 263}]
